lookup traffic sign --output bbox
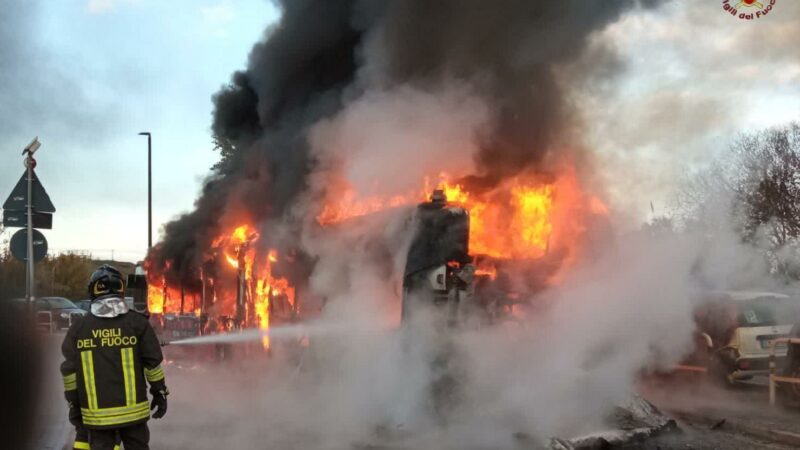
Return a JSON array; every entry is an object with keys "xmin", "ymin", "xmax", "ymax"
[
  {"xmin": 2, "ymin": 169, "xmax": 56, "ymax": 213},
  {"xmin": 2, "ymin": 210, "xmax": 53, "ymax": 229},
  {"xmin": 10, "ymin": 229, "xmax": 48, "ymax": 263}
]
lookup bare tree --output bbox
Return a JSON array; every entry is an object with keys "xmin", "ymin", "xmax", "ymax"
[
  {"xmin": 733, "ymin": 123, "xmax": 800, "ymax": 247},
  {"xmin": 676, "ymin": 122, "xmax": 800, "ymax": 278}
]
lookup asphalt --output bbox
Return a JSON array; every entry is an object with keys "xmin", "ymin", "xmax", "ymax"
[
  {"xmin": 641, "ymin": 372, "xmax": 800, "ymax": 449},
  {"xmin": 30, "ymin": 338, "xmax": 800, "ymax": 450},
  {"xmin": 32, "ymin": 333, "xmax": 71, "ymax": 450}
]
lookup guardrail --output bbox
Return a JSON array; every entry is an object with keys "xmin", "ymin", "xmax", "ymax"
[
  {"xmin": 768, "ymin": 337, "xmax": 800, "ymax": 406},
  {"xmin": 672, "ymin": 364, "xmax": 708, "ymax": 374}
]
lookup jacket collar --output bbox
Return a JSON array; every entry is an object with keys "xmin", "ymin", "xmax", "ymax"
[{"xmin": 91, "ymin": 296, "xmax": 129, "ymax": 318}]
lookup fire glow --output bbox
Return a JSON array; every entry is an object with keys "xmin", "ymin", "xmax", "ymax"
[
  {"xmin": 145, "ymin": 161, "xmax": 607, "ymax": 341},
  {"xmin": 317, "ymin": 166, "xmax": 605, "ymax": 265},
  {"xmin": 146, "ymin": 224, "xmax": 296, "ymax": 349}
]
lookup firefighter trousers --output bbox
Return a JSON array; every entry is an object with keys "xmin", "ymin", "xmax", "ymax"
[
  {"xmin": 89, "ymin": 422, "xmax": 150, "ymax": 450},
  {"xmin": 74, "ymin": 425, "xmax": 121, "ymax": 450}
]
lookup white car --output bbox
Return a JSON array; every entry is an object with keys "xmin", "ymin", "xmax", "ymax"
[{"xmin": 694, "ymin": 291, "xmax": 800, "ymax": 383}]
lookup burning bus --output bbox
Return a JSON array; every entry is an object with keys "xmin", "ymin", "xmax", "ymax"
[
  {"xmin": 142, "ymin": 165, "xmax": 610, "ymax": 348},
  {"xmin": 144, "ymin": 224, "xmax": 301, "ymax": 347},
  {"xmin": 395, "ymin": 168, "xmax": 611, "ymax": 328}
]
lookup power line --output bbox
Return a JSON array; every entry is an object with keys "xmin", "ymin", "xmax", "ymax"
[
  {"xmin": 46, "ymin": 248, "xmax": 146, "ymax": 263},
  {"xmin": 49, "ymin": 247, "xmax": 144, "ymax": 254}
]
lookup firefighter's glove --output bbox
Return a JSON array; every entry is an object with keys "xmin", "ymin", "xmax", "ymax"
[
  {"xmin": 65, "ymin": 390, "xmax": 82, "ymax": 427},
  {"xmin": 150, "ymin": 387, "xmax": 169, "ymax": 419},
  {"xmin": 68, "ymin": 402, "xmax": 82, "ymax": 427}
]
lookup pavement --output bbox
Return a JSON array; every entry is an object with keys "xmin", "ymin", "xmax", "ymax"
[
  {"xmin": 641, "ymin": 371, "xmax": 800, "ymax": 449},
  {"xmin": 31, "ymin": 333, "xmax": 71, "ymax": 450},
  {"xmin": 30, "ymin": 337, "xmax": 800, "ymax": 450}
]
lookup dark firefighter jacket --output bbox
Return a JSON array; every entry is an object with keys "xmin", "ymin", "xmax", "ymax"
[{"xmin": 61, "ymin": 297, "xmax": 165, "ymax": 429}]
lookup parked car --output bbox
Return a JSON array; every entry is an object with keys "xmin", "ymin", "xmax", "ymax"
[
  {"xmin": 75, "ymin": 299, "xmax": 91, "ymax": 312},
  {"xmin": 693, "ymin": 291, "xmax": 800, "ymax": 384},
  {"xmin": 11, "ymin": 297, "xmax": 87, "ymax": 331}
]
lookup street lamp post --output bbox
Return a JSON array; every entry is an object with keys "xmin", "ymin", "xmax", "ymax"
[{"xmin": 138, "ymin": 132, "xmax": 152, "ymax": 249}]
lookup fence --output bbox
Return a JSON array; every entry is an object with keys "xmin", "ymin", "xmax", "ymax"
[{"xmin": 768, "ymin": 337, "xmax": 800, "ymax": 405}]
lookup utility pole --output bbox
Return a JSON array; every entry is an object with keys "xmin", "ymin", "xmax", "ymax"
[
  {"xmin": 26, "ymin": 152, "xmax": 33, "ymax": 303},
  {"xmin": 137, "ymin": 132, "xmax": 153, "ymax": 317},
  {"xmin": 138, "ymin": 132, "xmax": 153, "ymax": 249},
  {"xmin": 22, "ymin": 138, "xmax": 41, "ymax": 307}
]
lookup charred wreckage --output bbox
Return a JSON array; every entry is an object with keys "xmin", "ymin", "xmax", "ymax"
[{"xmin": 143, "ymin": 185, "xmax": 569, "ymax": 344}]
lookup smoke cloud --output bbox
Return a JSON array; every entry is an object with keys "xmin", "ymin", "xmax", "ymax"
[
  {"xmin": 146, "ymin": 2, "xmax": 796, "ymax": 448},
  {"xmin": 149, "ymin": 216, "xmax": 783, "ymax": 449},
  {"xmin": 576, "ymin": 0, "xmax": 800, "ymax": 221},
  {"xmin": 306, "ymin": 83, "xmax": 490, "ymax": 204},
  {"xmin": 151, "ymin": 0, "xmax": 666, "ymax": 281}
]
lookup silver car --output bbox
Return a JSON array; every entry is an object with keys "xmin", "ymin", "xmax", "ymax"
[{"xmin": 695, "ymin": 291, "xmax": 800, "ymax": 383}]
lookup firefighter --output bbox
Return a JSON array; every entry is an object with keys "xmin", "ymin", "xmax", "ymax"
[{"xmin": 61, "ymin": 265, "xmax": 169, "ymax": 450}]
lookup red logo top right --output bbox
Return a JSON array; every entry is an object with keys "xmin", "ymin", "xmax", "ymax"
[{"xmin": 722, "ymin": 0, "xmax": 778, "ymax": 20}]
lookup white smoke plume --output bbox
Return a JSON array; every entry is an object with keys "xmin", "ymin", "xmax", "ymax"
[
  {"xmin": 150, "ymin": 187, "xmax": 778, "ymax": 450},
  {"xmin": 308, "ymin": 84, "xmax": 490, "ymax": 200}
]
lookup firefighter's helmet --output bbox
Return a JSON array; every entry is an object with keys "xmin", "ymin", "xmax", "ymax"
[{"xmin": 88, "ymin": 265, "xmax": 126, "ymax": 300}]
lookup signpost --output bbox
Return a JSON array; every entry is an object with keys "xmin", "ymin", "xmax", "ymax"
[
  {"xmin": 2, "ymin": 137, "xmax": 55, "ymax": 308},
  {"xmin": 2, "ymin": 210, "xmax": 52, "ymax": 229},
  {"xmin": 9, "ymin": 229, "xmax": 48, "ymax": 263},
  {"xmin": 2, "ymin": 169, "xmax": 56, "ymax": 213}
]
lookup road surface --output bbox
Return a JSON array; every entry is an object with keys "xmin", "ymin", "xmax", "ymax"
[{"xmin": 31, "ymin": 338, "xmax": 800, "ymax": 449}]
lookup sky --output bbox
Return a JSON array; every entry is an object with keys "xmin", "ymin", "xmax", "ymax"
[
  {"xmin": 580, "ymin": 0, "xmax": 800, "ymax": 223},
  {"xmin": 0, "ymin": 0, "xmax": 278, "ymax": 261},
  {"xmin": 0, "ymin": 0, "xmax": 798, "ymax": 262}
]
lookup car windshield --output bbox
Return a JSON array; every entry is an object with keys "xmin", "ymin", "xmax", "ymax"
[
  {"xmin": 45, "ymin": 297, "xmax": 78, "ymax": 309},
  {"xmin": 75, "ymin": 300, "xmax": 91, "ymax": 311},
  {"xmin": 737, "ymin": 297, "xmax": 799, "ymax": 327}
]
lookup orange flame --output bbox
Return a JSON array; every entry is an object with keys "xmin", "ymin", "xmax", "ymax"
[
  {"xmin": 475, "ymin": 265, "xmax": 497, "ymax": 280},
  {"xmin": 147, "ymin": 282, "xmax": 164, "ymax": 314},
  {"xmin": 438, "ymin": 180, "xmax": 554, "ymax": 260},
  {"xmin": 316, "ymin": 190, "xmax": 414, "ymax": 224},
  {"xmin": 147, "ymin": 223, "xmax": 297, "ymax": 350},
  {"xmin": 215, "ymin": 228, "xmax": 294, "ymax": 349},
  {"xmin": 315, "ymin": 166, "xmax": 607, "ymax": 280},
  {"xmin": 225, "ymin": 253, "xmax": 239, "ymax": 268},
  {"xmin": 144, "ymin": 259, "xmax": 185, "ymax": 314}
]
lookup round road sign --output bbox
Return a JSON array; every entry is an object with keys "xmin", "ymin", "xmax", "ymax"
[{"xmin": 10, "ymin": 228, "xmax": 48, "ymax": 263}]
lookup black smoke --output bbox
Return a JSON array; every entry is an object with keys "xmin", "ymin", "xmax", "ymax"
[
  {"xmin": 370, "ymin": 0, "xmax": 651, "ymax": 189},
  {"xmin": 151, "ymin": 0, "xmax": 665, "ymax": 285}
]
